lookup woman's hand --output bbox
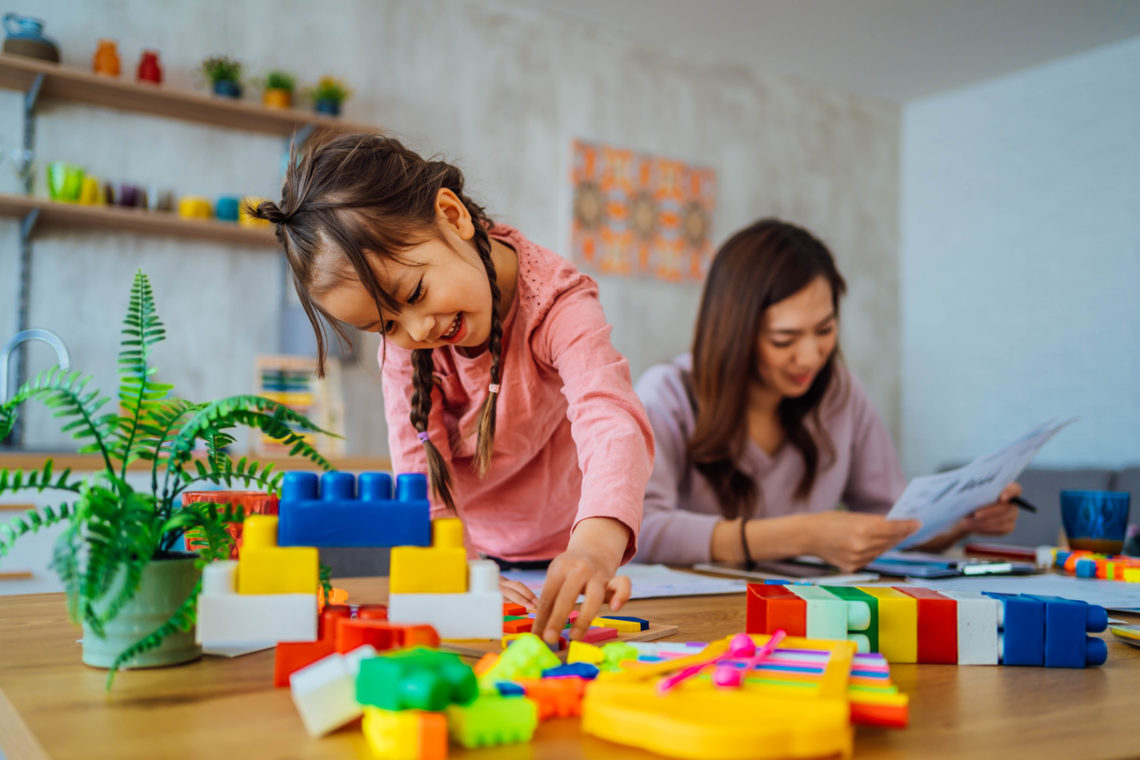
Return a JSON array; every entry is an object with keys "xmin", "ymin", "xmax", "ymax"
[
  {"xmin": 499, "ymin": 577, "xmax": 539, "ymax": 609},
  {"xmin": 804, "ymin": 512, "xmax": 920, "ymax": 572},
  {"xmin": 958, "ymin": 482, "xmax": 1022, "ymax": 537},
  {"xmin": 532, "ymin": 517, "xmax": 632, "ymax": 646}
]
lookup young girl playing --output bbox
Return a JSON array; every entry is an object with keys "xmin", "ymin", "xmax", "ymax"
[
  {"xmin": 250, "ymin": 131, "xmax": 653, "ymax": 644},
  {"xmin": 635, "ymin": 218, "xmax": 1021, "ymax": 570}
]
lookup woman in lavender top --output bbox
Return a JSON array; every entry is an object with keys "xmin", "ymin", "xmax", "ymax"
[{"xmin": 635, "ymin": 219, "xmax": 1021, "ymax": 570}]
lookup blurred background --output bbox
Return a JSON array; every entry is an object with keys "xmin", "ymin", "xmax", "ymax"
[{"xmin": 1, "ymin": 0, "xmax": 1138, "ymax": 487}]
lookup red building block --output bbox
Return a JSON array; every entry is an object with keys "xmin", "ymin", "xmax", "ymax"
[
  {"xmin": 745, "ymin": 584, "xmax": 807, "ymax": 636},
  {"xmin": 503, "ymin": 603, "xmax": 528, "ymax": 616},
  {"xmin": 357, "ymin": 604, "xmax": 389, "ymax": 621},
  {"xmin": 275, "ymin": 605, "xmax": 352, "ymax": 687},
  {"xmin": 336, "ymin": 619, "xmax": 441, "ymax": 653},
  {"xmin": 503, "ymin": 618, "xmax": 534, "ymax": 634},
  {"xmin": 896, "ymin": 587, "xmax": 957, "ymax": 664}
]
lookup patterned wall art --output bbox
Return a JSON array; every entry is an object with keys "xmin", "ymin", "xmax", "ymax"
[{"xmin": 570, "ymin": 139, "xmax": 717, "ymax": 282}]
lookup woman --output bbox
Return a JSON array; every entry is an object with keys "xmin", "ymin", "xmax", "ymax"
[{"xmin": 635, "ymin": 218, "xmax": 1019, "ymax": 571}]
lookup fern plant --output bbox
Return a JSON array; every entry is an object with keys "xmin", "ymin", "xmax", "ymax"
[{"xmin": 0, "ymin": 270, "xmax": 332, "ymax": 687}]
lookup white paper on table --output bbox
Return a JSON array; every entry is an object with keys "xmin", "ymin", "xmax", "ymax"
[
  {"xmin": 912, "ymin": 574, "xmax": 1140, "ymax": 613},
  {"xmin": 502, "ymin": 563, "xmax": 748, "ymax": 600},
  {"xmin": 887, "ymin": 417, "xmax": 1075, "ymax": 548}
]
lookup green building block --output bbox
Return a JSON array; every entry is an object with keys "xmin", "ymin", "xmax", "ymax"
[
  {"xmin": 447, "ymin": 695, "xmax": 538, "ymax": 748},
  {"xmin": 479, "ymin": 633, "xmax": 560, "ymax": 686},
  {"xmin": 600, "ymin": 641, "xmax": 638, "ymax": 671},
  {"xmin": 821, "ymin": 585, "xmax": 878, "ymax": 653},
  {"xmin": 356, "ymin": 647, "xmax": 477, "ymax": 711}
]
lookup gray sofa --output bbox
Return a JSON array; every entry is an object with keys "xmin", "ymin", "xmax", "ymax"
[{"xmin": 948, "ymin": 466, "xmax": 1139, "ymax": 547}]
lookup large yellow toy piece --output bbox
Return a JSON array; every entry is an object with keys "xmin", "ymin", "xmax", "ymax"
[
  {"xmin": 582, "ymin": 634, "xmax": 857, "ymax": 759},
  {"xmin": 237, "ymin": 515, "xmax": 318, "ymax": 594},
  {"xmin": 583, "ymin": 679, "xmax": 852, "ymax": 760},
  {"xmin": 857, "ymin": 587, "xmax": 918, "ymax": 663},
  {"xmin": 389, "ymin": 517, "xmax": 467, "ymax": 594}
]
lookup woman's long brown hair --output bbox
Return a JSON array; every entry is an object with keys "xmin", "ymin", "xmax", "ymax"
[
  {"xmin": 688, "ymin": 218, "xmax": 847, "ymax": 520},
  {"xmin": 247, "ymin": 130, "xmax": 505, "ymax": 512}
]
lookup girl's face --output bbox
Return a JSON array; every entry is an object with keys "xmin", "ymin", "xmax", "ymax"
[
  {"xmin": 755, "ymin": 276, "xmax": 838, "ymax": 399},
  {"xmin": 314, "ymin": 191, "xmax": 494, "ymax": 352}
]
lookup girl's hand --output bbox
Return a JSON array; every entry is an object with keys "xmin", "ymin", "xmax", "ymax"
[
  {"xmin": 499, "ymin": 577, "xmax": 539, "ymax": 609},
  {"xmin": 805, "ymin": 512, "xmax": 920, "ymax": 573},
  {"xmin": 533, "ymin": 547, "xmax": 631, "ymax": 646},
  {"xmin": 957, "ymin": 482, "xmax": 1021, "ymax": 537}
]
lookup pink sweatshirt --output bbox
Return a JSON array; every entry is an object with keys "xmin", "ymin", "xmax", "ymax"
[
  {"xmin": 381, "ymin": 224, "xmax": 653, "ymax": 563},
  {"xmin": 634, "ymin": 355, "xmax": 906, "ymax": 565}
]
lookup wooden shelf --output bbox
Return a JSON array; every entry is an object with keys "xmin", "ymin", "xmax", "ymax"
[
  {"xmin": 0, "ymin": 451, "xmax": 391, "ymax": 473},
  {"xmin": 0, "ymin": 53, "xmax": 374, "ymax": 136},
  {"xmin": 0, "ymin": 192, "xmax": 278, "ymax": 247}
]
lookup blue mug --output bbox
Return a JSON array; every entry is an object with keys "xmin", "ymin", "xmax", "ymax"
[{"xmin": 1060, "ymin": 490, "xmax": 1130, "ymax": 554}]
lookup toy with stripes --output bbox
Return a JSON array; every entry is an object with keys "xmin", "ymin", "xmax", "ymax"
[{"xmin": 745, "ymin": 582, "xmax": 1108, "ymax": 667}]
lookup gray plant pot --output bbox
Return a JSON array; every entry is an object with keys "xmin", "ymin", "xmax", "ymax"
[{"xmin": 81, "ymin": 554, "xmax": 202, "ymax": 669}]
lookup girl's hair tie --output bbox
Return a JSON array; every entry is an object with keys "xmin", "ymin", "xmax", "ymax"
[
  {"xmin": 417, "ymin": 431, "xmax": 430, "ymax": 443},
  {"xmin": 488, "ymin": 383, "xmax": 501, "ymax": 394}
]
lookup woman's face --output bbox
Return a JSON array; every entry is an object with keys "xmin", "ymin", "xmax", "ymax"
[{"xmin": 755, "ymin": 276, "xmax": 838, "ymax": 399}]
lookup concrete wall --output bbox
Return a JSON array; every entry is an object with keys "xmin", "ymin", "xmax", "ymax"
[
  {"xmin": 900, "ymin": 36, "xmax": 1140, "ymax": 476},
  {"xmin": 1, "ymin": 0, "xmax": 900, "ymax": 455}
]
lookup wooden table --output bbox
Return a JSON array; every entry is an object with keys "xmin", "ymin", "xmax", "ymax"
[{"xmin": 1, "ymin": 577, "xmax": 1137, "ymax": 760}]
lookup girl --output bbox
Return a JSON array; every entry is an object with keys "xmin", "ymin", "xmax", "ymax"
[
  {"xmin": 251, "ymin": 131, "xmax": 653, "ymax": 644},
  {"xmin": 635, "ymin": 218, "xmax": 1020, "ymax": 570}
]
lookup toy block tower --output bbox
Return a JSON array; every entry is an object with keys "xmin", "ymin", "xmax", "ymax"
[
  {"xmin": 237, "ymin": 514, "xmax": 319, "ymax": 594},
  {"xmin": 388, "ymin": 520, "xmax": 503, "ymax": 639}
]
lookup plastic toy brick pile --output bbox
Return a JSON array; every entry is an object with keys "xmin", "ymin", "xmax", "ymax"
[
  {"xmin": 746, "ymin": 581, "xmax": 1109, "ymax": 667},
  {"xmin": 1046, "ymin": 547, "xmax": 1140, "ymax": 581},
  {"xmin": 192, "ymin": 471, "xmax": 1113, "ymax": 759}
]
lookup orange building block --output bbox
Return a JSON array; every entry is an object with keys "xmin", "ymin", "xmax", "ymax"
[
  {"xmin": 503, "ymin": 603, "xmax": 527, "ymax": 616},
  {"xmin": 517, "ymin": 677, "xmax": 587, "ymax": 720},
  {"xmin": 503, "ymin": 618, "xmax": 534, "ymax": 634},
  {"xmin": 336, "ymin": 619, "xmax": 441, "ymax": 654},
  {"xmin": 275, "ymin": 605, "xmax": 352, "ymax": 687},
  {"xmin": 746, "ymin": 584, "xmax": 807, "ymax": 636}
]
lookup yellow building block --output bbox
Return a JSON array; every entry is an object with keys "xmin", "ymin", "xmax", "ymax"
[
  {"xmin": 1123, "ymin": 568, "xmax": 1140, "ymax": 583},
  {"xmin": 361, "ymin": 706, "xmax": 447, "ymax": 760},
  {"xmin": 592, "ymin": 617, "xmax": 642, "ymax": 633},
  {"xmin": 858, "ymin": 587, "xmax": 917, "ymax": 663},
  {"xmin": 237, "ymin": 515, "xmax": 318, "ymax": 595},
  {"xmin": 389, "ymin": 517, "xmax": 468, "ymax": 594},
  {"xmin": 567, "ymin": 640, "xmax": 604, "ymax": 665}
]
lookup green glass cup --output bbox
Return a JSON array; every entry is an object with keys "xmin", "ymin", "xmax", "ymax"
[{"xmin": 46, "ymin": 161, "xmax": 84, "ymax": 202}]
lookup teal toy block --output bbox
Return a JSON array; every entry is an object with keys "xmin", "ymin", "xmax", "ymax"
[
  {"xmin": 277, "ymin": 471, "xmax": 431, "ymax": 548},
  {"xmin": 821, "ymin": 586, "xmax": 879, "ymax": 653},
  {"xmin": 447, "ymin": 695, "xmax": 538, "ymax": 748},
  {"xmin": 786, "ymin": 585, "xmax": 848, "ymax": 640},
  {"xmin": 356, "ymin": 647, "xmax": 477, "ymax": 711}
]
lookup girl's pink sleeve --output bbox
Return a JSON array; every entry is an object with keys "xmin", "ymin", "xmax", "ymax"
[
  {"xmin": 533, "ymin": 282, "xmax": 655, "ymax": 564},
  {"xmin": 379, "ymin": 346, "xmax": 453, "ymax": 515}
]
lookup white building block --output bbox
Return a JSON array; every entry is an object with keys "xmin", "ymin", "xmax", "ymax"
[
  {"xmin": 290, "ymin": 645, "xmax": 377, "ymax": 737},
  {"xmin": 195, "ymin": 560, "xmax": 318, "ymax": 648},
  {"xmin": 940, "ymin": 590, "xmax": 1002, "ymax": 665},
  {"xmin": 387, "ymin": 558, "xmax": 502, "ymax": 639}
]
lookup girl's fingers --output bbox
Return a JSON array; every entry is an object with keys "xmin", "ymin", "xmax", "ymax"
[
  {"xmin": 606, "ymin": 575, "xmax": 632, "ymax": 612},
  {"xmin": 500, "ymin": 579, "xmax": 538, "ymax": 608},
  {"xmin": 542, "ymin": 570, "xmax": 588, "ymax": 646},
  {"xmin": 570, "ymin": 577, "xmax": 605, "ymax": 641}
]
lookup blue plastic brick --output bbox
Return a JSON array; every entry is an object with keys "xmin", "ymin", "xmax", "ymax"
[
  {"xmin": 984, "ymin": 592, "xmax": 1044, "ymax": 666},
  {"xmin": 277, "ymin": 471, "xmax": 431, "ymax": 547},
  {"xmin": 1026, "ymin": 594, "xmax": 1108, "ymax": 668},
  {"xmin": 541, "ymin": 662, "xmax": 600, "ymax": 680},
  {"xmin": 495, "ymin": 682, "xmax": 526, "ymax": 696}
]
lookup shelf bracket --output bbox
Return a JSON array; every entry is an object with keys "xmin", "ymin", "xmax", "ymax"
[
  {"xmin": 19, "ymin": 208, "xmax": 40, "ymax": 240},
  {"xmin": 24, "ymin": 72, "xmax": 44, "ymax": 113}
]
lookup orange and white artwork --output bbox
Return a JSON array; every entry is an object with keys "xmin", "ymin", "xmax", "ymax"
[{"xmin": 570, "ymin": 139, "xmax": 716, "ymax": 282}]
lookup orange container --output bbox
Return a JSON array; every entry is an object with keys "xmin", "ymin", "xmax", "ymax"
[
  {"xmin": 92, "ymin": 39, "xmax": 120, "ymax": 77},
  {"xmin": 181, "ymin": 490, "xmax": 279, "ymax": 558}
]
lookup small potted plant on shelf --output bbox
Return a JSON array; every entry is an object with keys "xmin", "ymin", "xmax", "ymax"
[
  {"xmin": 306, "ymin": 75, "xmax": 351, "ymax": 117},
  {"xmin": 262, "ymin": 70, "xmax": 295, "ymax": 109},
  {"xmin": 200, "ymin": 54, "xmax": 243, "ymax": 98},
  {"xmin": 0, "ymin": 271, "xmax": 332, "ymax": 687}
]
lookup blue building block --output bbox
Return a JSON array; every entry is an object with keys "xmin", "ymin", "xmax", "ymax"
[
  {"xmin": 1026, "ymin": 594, "xmax": 1108, "ymax": 668},
  {"xmin": 541, "ymin": 662, "xmax": 600, "ymax": 680},
  {"xmin": 494, "ymin": 682, "xmax": 526, "ymax": 696},
  {"xmin": 984, "ymin": 592, "xmax": 1044, "ymax": 666},
  {"xmin": 277, "ymin": 471, "xmax": 431, "ymax": 548}
]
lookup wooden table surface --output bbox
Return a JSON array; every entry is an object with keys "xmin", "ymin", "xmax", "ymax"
[{"xmin": 1, "ymin": 576, "xmax": 1137, "ymax": 760}]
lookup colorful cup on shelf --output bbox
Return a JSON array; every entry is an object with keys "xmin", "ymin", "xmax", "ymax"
[
  {"xmin": 177, "ymin": 195, "xmax": 213, "ymax": 219},
  {"xmin": 144, "ymin": 186, "xmax": 174, "ymax": 212},
  {"xmin": 117, "ymin": 182, "xmax": 141, "ymax": 208},
  {"xmin": 92, "ymin": 38, "xmax": 121, "ymax": 77},
  {"xmin": 46, "ymin": 161, "xmax": 84, "ymax": 202},
  {"xmin": 77, "ymin": 176, "xmax": 102, "ymax": 205},
  {"xmin": 137, "ymin": 50, "xmax": 162, "ymax": 85},
  {"xmin": 239, "ymin": 196, "xmax": 271, "ymax": 227},
  {"xmin": 215, "ymin": 195, "xmax": 241, "ymax": 222}
]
